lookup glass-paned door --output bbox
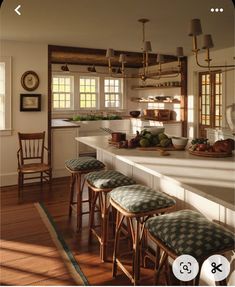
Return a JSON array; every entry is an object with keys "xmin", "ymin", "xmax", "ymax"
[{"xmin": 198, "ymin": 70, "xmax": 222, "ymax": 138}]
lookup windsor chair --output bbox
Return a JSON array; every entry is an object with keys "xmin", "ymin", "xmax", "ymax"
[{"xmin": 17, "ymin": 131, "xmax": 51, "ymax": 198}]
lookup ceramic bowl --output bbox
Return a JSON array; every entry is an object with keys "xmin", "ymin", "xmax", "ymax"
[
  {"xmin": 171, "ymin": 136, "xmax": 188, "ymax": 150},
  {"xmin": 143, "ymin": 126, "xmax": 165, "ymax": 135},
  {"xmin": 130, "ymin": 111, "xmax": 141, "ymax": 118}
]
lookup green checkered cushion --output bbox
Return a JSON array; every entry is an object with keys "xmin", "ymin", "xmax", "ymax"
[
  {"xmin": 145, "ymin": 210, "xmax": 235, "ymax": 259},
  {"xmin": 85, "ymin": 170, "xmax": 136, "ymax": 189},
  {"xmin": 110, "ymin": 184, "xmax": 175, "ymax": 213},
  {"xmin": 65, "ymin": 157, "xmax": 105, "ymax": 171}
]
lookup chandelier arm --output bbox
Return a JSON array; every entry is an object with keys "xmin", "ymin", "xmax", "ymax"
[{"xmin": 194, "ymin": 49, "xmax": 235, "ymax": 69}]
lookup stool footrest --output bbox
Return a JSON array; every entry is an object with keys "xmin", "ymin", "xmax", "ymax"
[{"xmin": 115, "ymin": 258, "xmax": 135, "ymax": 284}]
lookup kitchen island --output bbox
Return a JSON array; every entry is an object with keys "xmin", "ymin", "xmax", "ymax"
[{"xmin": 77, "ymin": 135, "xmax": 235, "ymax": 285}]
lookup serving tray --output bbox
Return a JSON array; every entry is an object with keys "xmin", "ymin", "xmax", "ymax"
[{"xmin": 188, "ymin": 150, "xmax": 232, "ymax": 158}]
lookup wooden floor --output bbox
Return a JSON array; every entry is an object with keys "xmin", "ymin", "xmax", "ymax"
[
  {"xmin": 0, "ymin": 202, "xmax": 78, "ymax": 285},
  {"xmin": 0, "ymin": 178, "xmax": 168, "ymax": 286}
]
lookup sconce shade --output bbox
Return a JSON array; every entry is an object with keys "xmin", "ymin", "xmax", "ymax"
[
  {"xmin": 143, "ymin": 41, "xmax": 152, "ymax": 52},
  {"xmin": 202, "ymin": 34, "xmax": 214, "ymax": 49},
  {"xmin": 188, "ymin": 18, "xmax": 202, "ymax": 36},
  {"xmin": 119, "ymin": 53, "xmax": 127, "ymax": 63},
  {"xmin": 61, "ymin": 64, "xmax": 69, "ymax": 72},
  {"xmin": 106, "ymin": 48, "xmax": 114, "ymax": 58},
  {"xmin": 88, "ymin": 65, "xmax": 97, "ymax": 73},
  {"xmin": 157, "ymin": 54, "xmax": 164, "ymax": 63},
  {"xmin": 176, "ymin": 47, "xmax": 184, "ymax": 57}
]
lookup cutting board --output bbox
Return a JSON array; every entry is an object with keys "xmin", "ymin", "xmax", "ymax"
[{"xmin": 136, "ymin": 146, "xmax": 185, "ymax": 151}]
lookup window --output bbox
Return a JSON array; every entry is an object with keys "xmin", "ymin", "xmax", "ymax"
[
  {"xmin": 104, "ymin": 78, "xmax": 122, "ymax": 108},
  {"xmin": 79, "ymin": 76, "xmax": 98, "ymax": 108},
  {"xmin": 198, "ymin": 70, "xmax": 222, "ymax": 137},
  {"xmin": 52, "ymin": 75, "xmax": 73, "ymax": 110},
  {"xmin": 0, "ymin": 56, "xmax": 11, "ymax": 135}
]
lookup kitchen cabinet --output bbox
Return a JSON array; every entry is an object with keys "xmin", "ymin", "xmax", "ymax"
[{"xmin": 51, "ymin": 127, "xmax": 79, "ymax": 178}]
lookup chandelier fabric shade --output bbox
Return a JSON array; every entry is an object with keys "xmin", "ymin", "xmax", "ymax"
[
  {"xmin": 105, "ymin": 19, "xmax": 182, "ymax": 80},
  {"xmin": 188, "ymin": 18, "xmax": 235, "ymax": 69}
]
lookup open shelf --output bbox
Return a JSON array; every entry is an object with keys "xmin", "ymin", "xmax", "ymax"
[
  {"xmin": 133, "ymin": 99, "xmax": 181, "ymax": 104},
  {"xmin": 132, "ymin": 85, "xmax": 181, "ymax": 90}
]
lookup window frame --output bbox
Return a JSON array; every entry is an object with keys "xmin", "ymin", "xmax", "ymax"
[
  {"xmin": 78, "ymin": 75, "xmax": 99, "ymax": 110},
  {"xmin": 52, "ymin": 74, "xmax": 74, "ymax": 111},
  {"xmin": 0, "ymin": 56, "xmax": 12, "ymax": 136},
  {"xmin": 104, "ymin": 77, "xmax": 123, "ymax": 109}
]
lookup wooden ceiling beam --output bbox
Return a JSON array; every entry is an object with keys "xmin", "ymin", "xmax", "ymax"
[{"xmin": 49, "ymin": 45, "xmax": 177, "ymax": 68}]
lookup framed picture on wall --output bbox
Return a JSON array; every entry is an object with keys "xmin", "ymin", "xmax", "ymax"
[{"xmin": 20, "ymin": 94, "xmax": 41, "ymax": 111}]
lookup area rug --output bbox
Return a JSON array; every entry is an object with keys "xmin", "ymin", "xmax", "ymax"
[{"xmin": 35, "ymin": 202, "xmax": 89, "ymax": 286}]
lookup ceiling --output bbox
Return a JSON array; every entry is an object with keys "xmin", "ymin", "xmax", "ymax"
[{"xmin": 0, "ymin": 0, "xmax": 234, "ymax": 57}]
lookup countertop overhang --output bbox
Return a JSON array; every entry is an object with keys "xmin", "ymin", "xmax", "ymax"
[{"xmin": 76, "ymin": 135, "xmax": 235, "ymax": 210}]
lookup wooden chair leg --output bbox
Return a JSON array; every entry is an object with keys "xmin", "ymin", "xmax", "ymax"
[
  {"xmin": 40, "ymin": 172, "xmax": 43, "ymax": 185},
  {"xmin": 18, "ymin": 172, "xmax": 21, "ymax": 199}
]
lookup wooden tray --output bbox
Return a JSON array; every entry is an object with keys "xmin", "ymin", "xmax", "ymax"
[
  {"xmin": 136, "ymin": 146, "xmax": 185, "ymax": 151},
  {"xmin": 188, "ymin": 150, "xmax": 232, "ymax": 158}
]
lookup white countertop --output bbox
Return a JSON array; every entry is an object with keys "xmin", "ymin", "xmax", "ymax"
[
  {"xmin": 76, "ymin": 135, "xmax": 235, "ymax": 210},
  {"xmin": 51, "ymin": 119, "xmax": 79, "ymax": 128}
]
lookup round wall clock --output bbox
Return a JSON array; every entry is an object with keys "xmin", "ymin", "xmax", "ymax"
[{"xmin": 21, "ymin": 71, "xmax": 40, "ymax": 91}]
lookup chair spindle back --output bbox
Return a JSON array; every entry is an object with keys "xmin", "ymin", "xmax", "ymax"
[{"xmin": 18, "ymin": 132, "xmax": 46, "ymax": 164}]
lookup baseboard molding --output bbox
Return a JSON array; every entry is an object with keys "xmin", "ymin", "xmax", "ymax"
[
  {"xmin": 0, "ymin": 168, "xmax": 69, "ymax": 187},
  {"xmin": 52, "ymin": 168, "xmax": 70, "ymax": 178},
  {"xmin": 0, "ymin": 172, "xmax": 18, "ymax": 187}
]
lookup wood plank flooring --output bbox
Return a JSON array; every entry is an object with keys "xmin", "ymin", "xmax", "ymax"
[
  {"xmin": 0, "ymin": 201, "xmax": 77, "ymax": 286},
  {"xmin": 1, "ymin": 178, "xmax": 164, "ymax": 286}
]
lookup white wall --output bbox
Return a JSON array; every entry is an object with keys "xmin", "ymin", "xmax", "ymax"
[
  {"xmin": 187, "ymin": 46, "xmax": 235, "ymax": 138},
  {"xmin": 0, "ymin": 40, "xmax": 48, "ymax": 186}
]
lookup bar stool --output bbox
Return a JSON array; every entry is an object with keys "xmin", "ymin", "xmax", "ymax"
[
  {"xmin": 145, "ymin": 209, "xmax": 235, "ymax": 285},
  {"xmin": 65, "ymin": 157, "xmax": 105, "ymax": 230},
  {"xmin": 110, "ymin": 184, "xmax": 176, "ymax": 285},
  {"xmin": 85, "ymin": 170, "xmax": 136, "ymax": 262}
]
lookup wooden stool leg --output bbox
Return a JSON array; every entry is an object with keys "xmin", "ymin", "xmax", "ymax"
[
  {"xmin": 89, "ymin": 190, "xmax": 99, "ymax": 242},
  {"xmin": 100, "ymin": 193, "xmax": 110, "ymax": 262},
  {"xmin": 133, "ymin": 220, "xmax": 140, "ymax": 285},
  {"xmin": 154, "ymin": 251, "xmax": 168, "ymax": 285},
  {"xmin": 76, "ymin": 173, "xmax": 82, "ymax": 230},
  {"xmin": 69, "ymin": 174, "xmax": 76, "ymax": 217},
  {"xmin": 112, "ymin": 212, "xmax": 125, "ymax": 277},
  {"xmin": 194, "ymin": 263, "xmax": 202, "ymax": 286}
]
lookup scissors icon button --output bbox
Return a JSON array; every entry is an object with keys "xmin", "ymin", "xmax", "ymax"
[
  {"xmin": 202, "ymin": 255, "xmax": 230, "ymax": 282},
  {"xmin": 211, "ymin": 262, "xmax": 222, "ymax": 273}
]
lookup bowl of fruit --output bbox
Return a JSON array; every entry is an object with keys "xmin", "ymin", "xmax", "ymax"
[
  {"xmin": 188, "ymin": 138, "xmax": 234, "ymax": 157},
  {"xmin": 171, "ymin": 137, "xmax": 188, "ymax": 150},
  {"xmin": 143, "ymin": 126, "xmax": 165, "ymax": 135}
]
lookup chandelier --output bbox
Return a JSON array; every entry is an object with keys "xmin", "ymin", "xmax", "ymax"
[
  {"xmin": 60, "ymin": 19, "xmax": 184, "ymax": 80},
  {"xmin": 106, "ymin": 18, "xmax": 183, "ymax": 80},
  {"xmin": 189, "ymin": 18, "xmax": 235, "ymax": 70}
]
